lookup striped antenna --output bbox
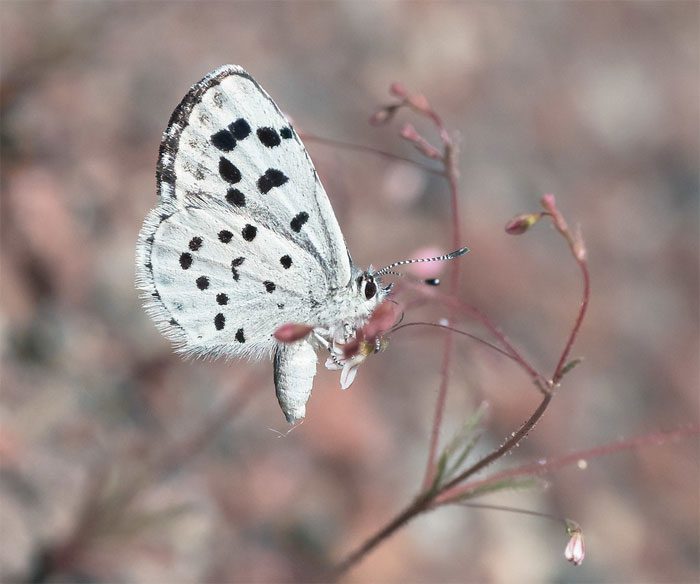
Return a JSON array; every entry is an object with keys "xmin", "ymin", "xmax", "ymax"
[{"xmin": 375, "ymin": 246, "xmax": 470, "ymax": 276}]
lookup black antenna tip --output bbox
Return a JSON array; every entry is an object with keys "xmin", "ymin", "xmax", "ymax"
[{"xmin": 448, "ymin": 246, "xmax": 470, "ymax": 259}]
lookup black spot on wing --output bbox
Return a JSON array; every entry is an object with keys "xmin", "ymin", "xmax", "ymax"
[
  {"xmin": 180, "ymin": 253, "xmax": 193, "ymax": 269},
  {"xmin": 280, "ymin": 127, "xmax": 293, "ymax": 139},
  {"xmin": 214, "ymin": 313, "xmax": 225, "ymax": 330},
  {"xmin": 280, "ymin": 255, "xmax": 292, "ymax": 269},
  {"xmin": 231, "ymin": 257, "xmax": 244, "ymax": 280},
  {"xmin": 217, "ymin": 293, "xmax": 229, "ymax": 305},
  {"xmin": 211, "ymin": 129, "xmax": 236, "ymax": 152},
  {"xmin": 235, "ymin": 328, "xmax": 246, "ymax": 343},
  {"xmin": 218, "ymin": 230, "xmax": 233, "ymax": 243},
  {"xmin": 257, "ymin": 127, "xmax": 281, "ymax": 148},
  {"xmin": 219, "ymin": 157, "xmax": 242, "ymax": 184},
  {"xmin": 242, "ymin": 224, "xmax": 257, "ymax": 241},
  {"xmin": 226, "ymin": 188, "xmax": 245, "ymax": 207},
  {"xmin": 196, "ymin": 276, "xmax": 209, "ymax": 290},
  {"xmin": 257, "ymin": 169, "xmax": 288, "ymax": 194},
  {"xmin": 290, "ymin": 212, "xmax": 309, "ymax": 232},
  {"xmin": 229, "ymin": 118, "xmax": 251, "ymax": 140},
  {"xmin": 263, "ymin": 281, "xmax": 276, "ymax": 293},
  {"xmin": 189, "ymin": 237, "xmax": 203, "ymax": 251}
]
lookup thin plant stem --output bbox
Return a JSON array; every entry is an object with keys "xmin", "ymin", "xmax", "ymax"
[
  {"xmin": 553, "ymin": 259, "xmax": 590, "ymax": 383},
  {"xmin": 435, "ymin": 393, "xmax": 552, "ymax": 501},
  {"xmin": 330, "ymin": 393, "xmax": 552, "ymax": 581},
  {"xmin": 422, "ymin": 130, "xmax": 462, "ymax": 490},
  {"xmin": 328, "ymin": 493, "xmax": 433, "ymax": 582},
  {"xmin": 390, "ymin": 321, "xmax": 520, "ymax": 362},
  {"xmin": 300, "ymin": 132, "xmax": 442, "ymax": 176},
  {"xmin": 400, "ymin": 281, "xmax": 547, "ymax": 386},
  {"xmin": 436, "ymin": 424, "xmax": 700, "ymax": 503}
]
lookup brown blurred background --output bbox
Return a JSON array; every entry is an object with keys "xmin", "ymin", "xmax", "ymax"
[{"xmin": 1, "ymin": 2, "xmax": 698, "ymax": 583}]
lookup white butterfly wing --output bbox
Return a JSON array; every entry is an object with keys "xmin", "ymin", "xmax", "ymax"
[
  {"xmin": 138, "ymin": 197, "xmax": 328, "ymax": 359},
  {"xmin": 155, "ymin": 64, "xmax": 351, "ymax": 288},
  {"xmin": 137, "ymin": 66, "xmax": 352, "ymax": 358},
  {"xmin": 136, "ymin": 65, "xmax": 359, "ymax": 421}
]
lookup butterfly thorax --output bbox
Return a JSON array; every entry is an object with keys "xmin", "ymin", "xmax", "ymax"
[{"xmin": 308, "ymin": 268, "xmax": 387, "ymax": 345}]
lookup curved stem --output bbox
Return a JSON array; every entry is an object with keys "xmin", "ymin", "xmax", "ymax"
[
  {"xmin": 553, "ymin": 259, "xmax": 590, "ymax": 383},
  {"xmin": 300, "ymin": 132, "xmax": 442, "ymax": 175},
  {"xmin": 435, "ymin": 393, "xmax": 552, "ymax": 503},
  {"xmin": 390, "ymin": 321, "xmax": 520, "ymax": 362}
]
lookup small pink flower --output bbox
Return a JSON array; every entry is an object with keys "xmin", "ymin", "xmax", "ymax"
[
  {"xmin": 273, "ymin": 323, "xmax": 313, "ymax": 343},
  {"xmin": 564, "ymin": 527, "xmax": 585, "ymax": 566}
]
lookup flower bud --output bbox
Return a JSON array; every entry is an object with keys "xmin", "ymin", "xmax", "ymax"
[
  {"xmin": 408, "ymin": 93, "xmax": 431, "ymax": 114},
  {"xmin": 389, "ymin": 82, "xmax": 408, "ymax": 98},
  {"xmin": 369, "ymin": 105, "xmax": 399, "ymax": 126},
  {"xmin": 564, "ymin": 526, "xmax": 585, "ymax": 566},
  {"xmin": 505, "ymin": 213, "xmax": 542, "ymax": 235},
  {"xmin": 274, "ymin": 323, "xmax": 313, "ymax": 343},
  {"xmin": 400, "ymin": 123, "xmax": 441, "ymax": 159},
  {"xmin": 363, "ymin": 301, "xmax": 400, "ymax": 340}
]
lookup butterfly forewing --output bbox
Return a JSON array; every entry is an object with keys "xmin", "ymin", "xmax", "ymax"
[
  {"xmin": 137, "ymin": 65, "xmax": 352, "ymax": 359},
  {"xmin": 157, "ymin": 65, "xmax": 350, "ymax": 287}
]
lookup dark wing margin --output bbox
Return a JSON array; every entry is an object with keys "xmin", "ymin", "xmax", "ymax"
[{"xmin": 157, "ymin": 65, "xmax": 253, "ymax": 204}]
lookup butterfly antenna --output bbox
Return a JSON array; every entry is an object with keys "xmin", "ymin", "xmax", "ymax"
[{"xmin": 375, "ymin": 246, "xmax": 470, "ymax": 277}]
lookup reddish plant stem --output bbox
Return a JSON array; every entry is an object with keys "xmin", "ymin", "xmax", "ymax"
[
  {"xmin": 328, "ymin": 492, "xmax": 433, "ymax": 582},
  {"xmin": 390, "ymin": 321, "xmax": 521, "ymax": 362},
  {"xmin": 402, "ymin": 281, "xmax": 547, "ymax": 386},
  {"xmin": 331, "ymin": 393, "xmax": 552, "ymax": 581},
  {"xmin": 436, "ymin": 425, "xmax": 700, "ymax": 503},
  {"xmin": 422, "ymin": 139, "xmax": 462, "ymax": 490},
  {"xmin": 435, "ymin": 393, "xmax": 552, "ymax": 501},
  {"xmin": 553, "ymin": 258, "xmax": 590, "ymax": 384},
  {"xmin": 300, "ymin": 132, "xmax": 442, "ymax": 176}
]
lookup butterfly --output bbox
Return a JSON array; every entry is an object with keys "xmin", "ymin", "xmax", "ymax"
[{"xmin": 136, "ymin": 65, "xmax": 467, "ymax": 423}]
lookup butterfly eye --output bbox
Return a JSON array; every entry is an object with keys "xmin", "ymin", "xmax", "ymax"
[{"xmin": 364, "ymin": 279, "xmax": 377, "ymax": 300}]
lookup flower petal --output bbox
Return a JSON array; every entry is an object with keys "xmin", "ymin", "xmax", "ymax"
[{"xmin": 340, "ymin": 364, "xmax": 359, "ymax": 389}]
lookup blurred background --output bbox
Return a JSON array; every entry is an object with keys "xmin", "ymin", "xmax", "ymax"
[{"xmin": 1, "ymin": 2, "xmax": 698, "ymax": 582}]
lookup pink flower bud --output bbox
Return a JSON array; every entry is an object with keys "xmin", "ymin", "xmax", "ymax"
[
  {"xmin": 369, "ymin": 108, "xmax": 390, "ymax": 126},
  {"xmin": 274, "ymin": 323, "xmax": 313, "ymax": 343},
  {"xmin": 389, "ymin": 82, "xmax": 408, "ymax": 98},
  {"xmin": 400, "ymin": 124, "xmax": 441, "ymax": 160},
  {"xmin": 408, "ymin": 93, "xmax": 431, "ymax": 113},
  {"xmin": 541, "ymin": 193, "xmax": 556, "ymax": 209},
  {"xmin": 505, "ymin": 213, "xmax": 542, "ymax": 235},
  {"xmin": 564, "ymin": 528, "xmax": 585, "ymax": 566},
  {"xmin": 400, "ymin": 122, "xmax": 420, "ymax": 141},
  {"xmin": 363, "ymin": 301, "xmax": 401, "ymax": 340}
]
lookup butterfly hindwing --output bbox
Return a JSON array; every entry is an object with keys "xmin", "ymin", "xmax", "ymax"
[{"xmin": 138, "ymin": 197, "xmax": 326, "ymax": 359}]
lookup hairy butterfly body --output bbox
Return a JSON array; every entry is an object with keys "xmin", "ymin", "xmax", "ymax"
[{"xmin": 136, "ymin": 65, "xmax": 387, "ymax": 423}]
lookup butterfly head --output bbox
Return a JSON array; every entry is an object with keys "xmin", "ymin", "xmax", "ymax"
[{"xmin": 354, "ymin": 270, "xmax": 391, "ymax": 308}]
